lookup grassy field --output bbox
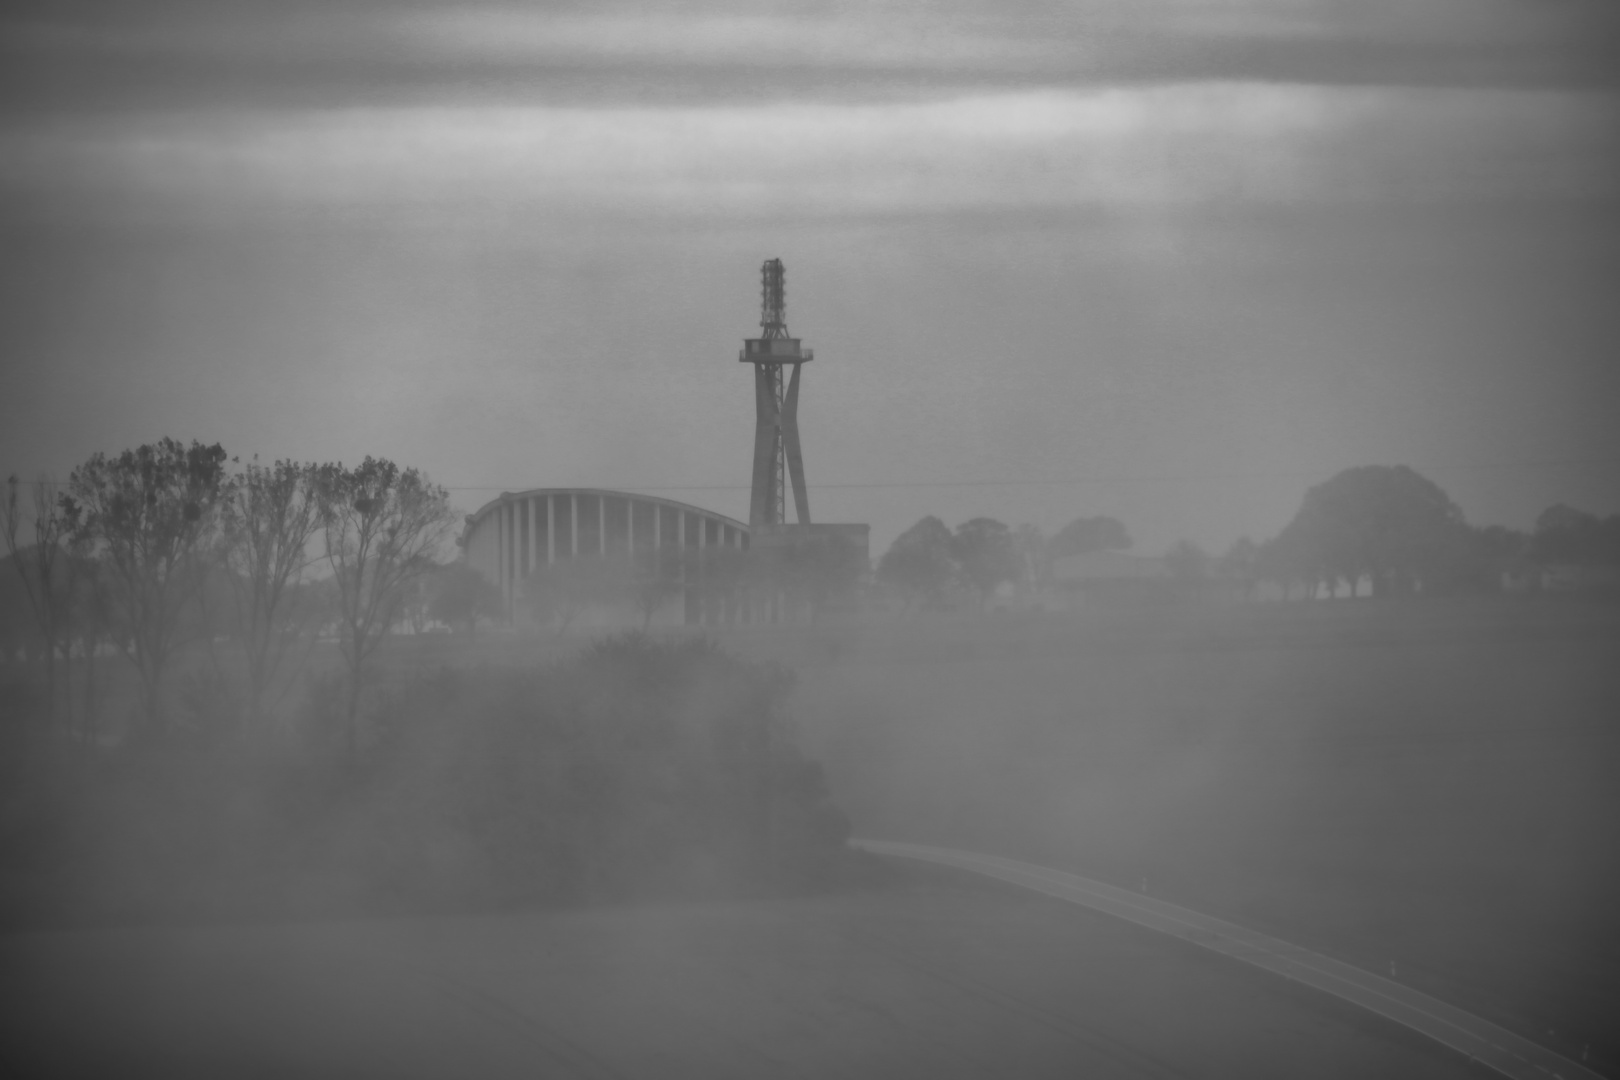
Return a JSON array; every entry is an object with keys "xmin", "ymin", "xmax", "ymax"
[
  {"xmin": 6, "ymin": 595, "xmax": 1616, "ymax": 1072},
  {"xmin": 0, "ymin": 863, "xmax": 1489, "ymax": 1079},
  {"xmin": 709, "ymin": 595, "xmax": 1620, "ymax": 1073}
]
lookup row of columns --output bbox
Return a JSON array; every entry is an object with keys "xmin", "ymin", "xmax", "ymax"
[{"xmin": 488, "ymin": 493, "xmax": 745, "ymax": 601}]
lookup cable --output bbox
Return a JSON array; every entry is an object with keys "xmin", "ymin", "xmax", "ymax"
[{"xmin": 436, "ymin": 457, "xmax": 1620, "ymax": 494}]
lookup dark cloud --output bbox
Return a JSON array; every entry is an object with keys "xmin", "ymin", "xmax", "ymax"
[{"xmin": 3, "ymin": 0, "xmax": 1618, "ymax": 118}]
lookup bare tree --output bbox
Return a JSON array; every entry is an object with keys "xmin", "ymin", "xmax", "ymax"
[
  {"xmin": 64, "ymin": 548, "xmax": 112, "ymax": 743},
  {"xmin": 630, "ymin": 546, "xmax": 682, "ymax": 630},
  {"xmin": 61, "ymin": 439, "xmax": 231, "ymax": 740},
  {"xmin": 221, "ymin": 458, "xmax": 324, "ymax": 737},
  {"xmin": 2, "ymin": 475, "xmax": 73, "ymax": 727},
  {"xmin": 315, "ymin": 457, "xmax": 455, "ymax": 758},
  {"xmin": 429, "ymin": 562, "xmax": 503, "ymax": 639}
]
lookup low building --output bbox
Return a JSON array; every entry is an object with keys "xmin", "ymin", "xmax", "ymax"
[
  {"xmin": 459, "ymin": 489, "xmax": 870, "ymax": 627},
  {"xmin": 461, "ymin": 488, "xmax": 749, "ymax": 627},
  {"xmin": 1042, "ymin": 550, "xmax": 1172, "ymax": 609}
]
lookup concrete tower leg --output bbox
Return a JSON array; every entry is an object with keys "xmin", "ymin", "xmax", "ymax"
[
  {"xmin": 751, "ymin": 365, "xmax": 780, "ymax": 526},
  {"xmin": 783, "ymin": 362, "xmax": 810, "ymax": 525}
]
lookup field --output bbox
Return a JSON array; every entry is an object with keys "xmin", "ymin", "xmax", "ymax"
[
  {"xmin": 712, "ymin": 595, "xmax": 1620, "ymax": 1071},
  {"xmin": 4, "ymin": 594, "xmax": 1616, "ymax": 1074},
  {"xmin": 0, "ymin": 862, "xmax": 1489, "ymax": 1079}
]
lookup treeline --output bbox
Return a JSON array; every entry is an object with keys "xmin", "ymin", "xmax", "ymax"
[
  {"xmin": 3, "ymin": 440, "xmax": 456, "ymax": 748},
  {"xmin": 1239, "ymin": 466, "xmax": 1620, "ymax": 599},
  {"xmin": 876, "ymin": 464, "xmax": 1620, "ymax": 609},
  {"xmin": 0, "ymin": 439, "xmax": 853, "ymax": 922}
]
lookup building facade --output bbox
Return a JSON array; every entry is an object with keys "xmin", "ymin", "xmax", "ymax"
[{"xmin": 460, "ymin": 488, "xmax": 750, "ymax": 627}]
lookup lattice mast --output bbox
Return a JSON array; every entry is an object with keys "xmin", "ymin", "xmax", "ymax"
[{"xmin": 740, "ymin": 259, "xmax": 813, "ymax": 527}]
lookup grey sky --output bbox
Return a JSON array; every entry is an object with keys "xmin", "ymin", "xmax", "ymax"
[{"xmin": 3, "ymin": 1, "xmax": 1618, "ymax": 553}]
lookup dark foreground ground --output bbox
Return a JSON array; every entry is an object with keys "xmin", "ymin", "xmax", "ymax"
[
  {"xmin": 714, "ymin": 595, "xmax": 1620, "ymax": 1074},
  {"xmin": 0, "ymin": 861, "xmax": 1489, "ymax": 1080}
]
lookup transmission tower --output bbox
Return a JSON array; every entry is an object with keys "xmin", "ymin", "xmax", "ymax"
[{"xmin": 739, "ymin": 259, "xmax": 812, "ymax": 527}]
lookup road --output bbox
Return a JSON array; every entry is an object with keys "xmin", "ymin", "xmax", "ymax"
[{"xmin": 853, "ymin": 838, "xmax": 1604, "ymax": 1080}]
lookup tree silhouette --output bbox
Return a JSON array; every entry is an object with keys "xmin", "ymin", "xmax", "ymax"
[
  {"xmin": 1274, "ymin": 465, "xmax": 1465, "ymax": 598},
  {"xmin": 2, "ymin": 475, "xmax": 75, "ymax": 728},
  {"xmin": 630, "ymin": 546, "xmax": 684, "ymax": 630},
  {"xmin": 220, "ymin": 458, "xmax": 323, "ymax": 736},
  {"xmin": 429, "ymin": 562, "xmax": 504, "ymax": 638},
  {"xmin": 315, "ymin": 457, "xmax": 455, "ymax": 757},
  {"xmin": 1532, "ymin": 505, "xmax": 1620, "ymax": 567},
  {"xmin": 950, "ymin": 517, "xmax": 1020, "ymax": 610},
  {"xmin": 62, "ymin": 439, "xmax": 230, "ymax": 739},
  {"xmin": 877, "ymin": 516, "xmax": 954, "ymax": 613}
]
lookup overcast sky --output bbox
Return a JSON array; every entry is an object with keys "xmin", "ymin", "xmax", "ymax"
[{"xmin": 3, "ymin": 0, "xmax": 1618, "ymax": 554}]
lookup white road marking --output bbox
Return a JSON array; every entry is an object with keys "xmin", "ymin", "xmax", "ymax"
[{"xmin": 851, "ymin": 838, "xmax": 1604, "ymax": 1080}]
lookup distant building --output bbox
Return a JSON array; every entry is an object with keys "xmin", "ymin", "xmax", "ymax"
[
  {"xmin": 461, "ymin": 488, "xmax": 748, "ymax": 627},
  {"xmin": 1041, "ymin": 550, "xmax": 1171, "ymax": 609},
  {"xmin": 459, "ymin": 489, "xmax": 870, "ymax": 628}
]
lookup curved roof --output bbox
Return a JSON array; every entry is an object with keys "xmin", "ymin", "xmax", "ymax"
[{"xmin": 461, "ymin": 487, "xmax": 748, "ymax": 537}]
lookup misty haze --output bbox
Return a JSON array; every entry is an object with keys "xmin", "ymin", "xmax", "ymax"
[{"xmin": 3, "ymin": 2, "xmax": 1619, "ymax": 1078}]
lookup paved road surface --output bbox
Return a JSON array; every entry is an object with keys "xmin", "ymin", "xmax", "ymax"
[{"xmin": 853, "ymin": 838, "xmax": 1603, "ymax": 1080}]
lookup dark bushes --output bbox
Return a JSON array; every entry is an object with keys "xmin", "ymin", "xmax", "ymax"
[
  {"xmin": 359, "ymin": 633, "xmax": 849, "ymax": 904},
  {"xmin": 0, "ymin": 634, "xmax": 851, "ymax": 927}
]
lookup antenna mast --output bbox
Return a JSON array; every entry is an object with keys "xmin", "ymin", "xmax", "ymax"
[{"xmin": 740, "ymin": 259, "xmax": 812, "ymax": 527}]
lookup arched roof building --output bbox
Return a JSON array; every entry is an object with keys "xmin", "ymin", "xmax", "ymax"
[{"xmin": 460, "ymin": 488, "xmax": 749, "ymax": 623}]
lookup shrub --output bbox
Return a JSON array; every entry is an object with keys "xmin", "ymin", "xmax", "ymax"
[
  {"xmin": 357, "ymin": 633, "xmax": 849, "ymax": 903},
  {"xmin": 0, "ymin": 634, "xmax": 852, "ymax": 925}
]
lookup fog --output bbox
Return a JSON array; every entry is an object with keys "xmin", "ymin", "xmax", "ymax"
[
  {"xmin": 5, "ymin": 0, "xmax": 1620, "ymax": 1077},
  {"xmin": 6, "ymin": 576, "xmax": 1617, "ymax": 1075}
]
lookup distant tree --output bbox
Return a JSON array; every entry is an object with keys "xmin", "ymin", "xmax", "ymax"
[
  {"xmin": 314, "ymin": 457, "xmax": 456, "ymax": 757},
  {"xmin": 1428, "ymin": 524, "xmax": 1528, "ymax": 594},
  {"xmin": 630, "ymin": 546, "xmax": 684, "ymax": 630},
  {"xmin": 1531, "ymin": 505, "xmax": 1620, "ymax": 567},
  {"xmin": 398, "ymin": 577, "xmax": 433, "ymax": 635},
  {"xmin": 1217, "ymin": 536, "xmax": 1261, "ymax": 599},
  {"xmin": 430, "ymin": 562, "xmax": 504, "ymax": 638},
  {"xmin": 1049, "ymin": 515, "xmax": 1132, "ymax": 559},
  {"xmin": 1272, "ymin": 465, "xmax": 1466, "ymax": 598},
  {"xmin": 2, "ymin": 475, "xmax": 75, "ymax": 727},
  {"xmin": 219, "ymin": 458, "xmax": 324, "ymax": 736},
  {"xmin": 950, "ymin": 517, "xmax": 1020, "ymax": 610},
  {"xmin": 62, "ymin": 440, "xmax": 231, "ymax": 740},
  {"xmin": 61, "ymin": 549, "xmax": 115, "ymax": 742},
  {"xmin": 0, "ymin": 558, "xmax": 33, "ymax": 664},
  {"xmin": 1534, "ymin": 504, "xmax": 1592, "ymax": 536},
  {"xmin": 876, "ymin": 516, "xmax": 955, "ymax": 613}
]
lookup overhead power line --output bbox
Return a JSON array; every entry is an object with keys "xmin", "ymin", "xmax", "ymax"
[{"xmin": 436, "ymin": 456, "xmax": 1620, "ymax": 494}]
